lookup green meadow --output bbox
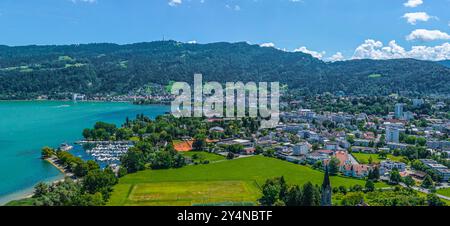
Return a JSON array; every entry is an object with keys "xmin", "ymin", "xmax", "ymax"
[
  {"xmin": 352, "ymin": 153, "xmax": 405, "ymax": 164},
  {"xmin": 108, "ymin": 156, "xmax": 388, "ymax": 206},
  {"xmin": 437, "ymin": 188, "xmax": 450, "ymax": 197},
  {"xmin": 181, "ymin": 151, "xmax": 226, "ymax": 163}
]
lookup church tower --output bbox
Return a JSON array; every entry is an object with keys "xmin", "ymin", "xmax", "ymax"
[{"xmin": 321, "ymin": 166, "xmax": 332, "ymax": 206}]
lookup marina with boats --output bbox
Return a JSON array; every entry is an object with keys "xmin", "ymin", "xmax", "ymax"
[{"xmin": 75, "ymin": 140, "xmax": 134, "ymax": 164}]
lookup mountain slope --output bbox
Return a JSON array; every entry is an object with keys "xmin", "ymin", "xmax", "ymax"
[
  {"xmin": 438, "ymin": 60, "xmax": 450, "ymax": 68},
  {"xmin": 0, "ymin": 41, "xmax": 449, "ymax": 99}
]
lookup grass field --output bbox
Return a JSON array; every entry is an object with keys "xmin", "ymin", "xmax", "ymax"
[
  {"xmin": 437, "ymin": 188, "xmax": 450, "ymax": 197},
  {"xmin": 4, "ymin": 198, "xmax": 35, "ymax": 206},
  {"xmin": 352, "ymin": 153, "xmax": 405, "ymax": 164},
  {"xmin": 108, "ymin": 156, "xmax": 388, "ymax": 206},
  {"xmin": 115, "ymin": 181, "xmax": 260, "ymax": 206},
  {"xmin": 181, "ymin": 151, "xmax": 226, "ymax": 163}
]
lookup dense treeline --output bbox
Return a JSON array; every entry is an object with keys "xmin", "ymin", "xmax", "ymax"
[
  {"xmin": 259, "ymin": 177, "xmax": 322, "ymax": 206},
  {"xmin": 1, "ymin": 41, "xmax": 449, "ymax": 99}
]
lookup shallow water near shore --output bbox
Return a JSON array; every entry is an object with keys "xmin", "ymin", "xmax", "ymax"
[{"xmin": 0, "ymin": 101, "xmax": 168, "ymax": 204}]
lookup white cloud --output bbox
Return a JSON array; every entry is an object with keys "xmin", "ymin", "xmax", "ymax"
[
  {"xmin": 294, "ymin": 46, "xmax": 326, "ymax": 59},
  {"xmin": 260, "ymin": 42, "xmax": 275, "ymax": 48},
  {"xmin": 168, "ymin": 0, "xmax": 182, "ymax": 7},
  {"xmin": 225, "ymin": 4, "xmax": 241, "ymax": 11},
  {"xmin": 71, "ymin": 0, "xmax": 97, "ymax": 3},
  {"xmin": 406, "ymin": 29, "xmax": 450, "ymax": 41},
  {"xmin": 403, "ymin": 12, "xmax": 435, "ymax": 25},
  {"xmin": 327, "ymin": 52, "xmax": 345, "ymax": 62},
  {"xmin": 187, "ymin": 40, "xmax": 197, "ymax": 44},
  {"xmin": 404, "ymin": 0, "xmax": 423, "ymax": 8},
  {"xmin": 352, "ymin": 39, "xmax": 450, "ymax": 61}
]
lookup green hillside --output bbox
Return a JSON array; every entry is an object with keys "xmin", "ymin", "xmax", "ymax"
[{"xmin": 1, "ymin": 41, "xmax": 449, "ymax": 99}]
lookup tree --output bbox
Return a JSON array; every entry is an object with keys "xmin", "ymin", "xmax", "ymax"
[
  {"xmin": 378, "ymin": 150, "xmax": 388, "ymax": 159},
  {"xmin": 226, "ymin": 144, "xmax": 244, "ymax": 154},
  {"xmin": 284, "ymin": 185, "xmax": 302, "ymax": 206},
  {"xmin": 341, "ymin": 192, "xmax": 364, "ymax": 206},
  {"xmin": 73, "ymin": 162, "xmax": 89, "ymax": 178},
  {"xmin": 255, "ymin": 146, "xmax": 263, "ymax": 155},
  {"xmin": 300, "ymin": 182, "xmax": 320, "ymax": 206},
  {"xmin": 389, "ymin": 169, "xmax": 401, "ymax": 185},
  {"xmin": 416, "ymin": 137, "xmax": 427, "ymax": 146},
  {"xmin": 226, "ymin": 152, "xmax": 235, "ymax": 160},
  {"xmin": 328, "ymin": 157, "xmax": 340, "ymax": 176},
  {"xmin": 82, "ymin": 129, "xmax": 92, "ymax": 140},
  {"xmin": 78, "ymin": 192, "xmax": 105, "ymax": 206},
  {"xmin": 339, "ymin": 186, "xmax": 347, "ymax": 194},
  {"xmin": 368, "ymin": 156, "xmax": 373, "ymax": 164},
  {"xmin": 120, "ymin": 148, "xmax": 145, "ymax": 173},
  {"xmin": 427, "ymin": 194, "xmax": 445, "ymax": 206},
  {"xmin": 368, "ymin": 167, "xmax": 380, "ymax": 181},
  {"xmin": 41, "ymin": 146, "xmax": 54, "ymax": 159},
  {"xmin": 33, "ymin": 182, "xmax": 50, "ymax": 198},
  {"xmin": 365, "ymin": 180, "xmax": 375, "ymax": 192},
  {"xmin": 83, "ymin": 169, "xmax": 118, "ymax": 201},
  {"xmin": 421, "ymin": 175, "xmax": 434, "ymax": 189},
  {"xmin": 403, "ymin": 176, "xmax": 415, "ymax": 188},
  {"xmin": 259, "ymin": 179, "xmax": 281, "ymax": 206},
  {"xmin": 192, "ymin": 134, "xmax": 207, "ymax": 151},
  {"xmin": 118, "ymin": 167, "xmax": 128, "ymax": 178},
  {"xmin": 405, "ymin": 135, "xmax": 417, "ymax": 145}
]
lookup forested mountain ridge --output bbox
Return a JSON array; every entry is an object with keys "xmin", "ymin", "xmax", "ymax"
[
  {"xmin": 0, "ymin": 41, "xmax": 449, "ymax": 99},
  {"xmin": 438, "ymin": 60, "xmax": 450, "ymax": 68}
]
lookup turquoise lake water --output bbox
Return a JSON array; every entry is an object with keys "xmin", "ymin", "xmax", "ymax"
[{"xmin": 0, "ymin": 101, "xmax": 168, "ymax": 203}]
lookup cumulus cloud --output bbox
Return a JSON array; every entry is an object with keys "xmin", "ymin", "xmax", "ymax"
[
  {"xmin": 294, "ymin": 46, "xmax": 326, "ymax": 59},
  {"xmin": 168, "ymin": 0, "xmax": 182, "ymax": 7},
  {"xmin": 353, "ymin": 40, "xmax": 405, "ymax": 59},
  {"xmin": 352, "ymin": 39, "xmax": 450, "ymax": 61},
  {"xmin": 225, "ymin": 4, "xmax": 241, "ymax": 11},
  {"xmin": 403, "ymin": 12, "xmax": 435, "ymax": 25},
  {"xmin": 260, "ymin": 42, "xmax": 275, "ymax": 48},
  {"xmin": 404, "ymin": 0, "xmax": 423, "ymax": 8},
  {"xmin": 327, "ymin": 52, "xmax": 345, "ymax": 62},
  {"xmin": 406, "ymin": 29, "xmax": 450, "ymax": 41},
  {"xmin": 71, "ymin": 0, "xmax": 97, "ymax": 3}
]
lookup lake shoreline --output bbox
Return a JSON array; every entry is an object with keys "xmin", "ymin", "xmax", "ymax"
[
  {"xmin": 0, "ymin": 101, "xmax": 169, "ymax": 206},
  {"xmin": 0, "ymin": 174, "xmax": 65, "ymax": 206}
]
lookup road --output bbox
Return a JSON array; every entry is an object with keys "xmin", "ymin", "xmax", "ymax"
[{"xmin": 398, "ymin": 182, "xmax": 450, "ymax": 201}]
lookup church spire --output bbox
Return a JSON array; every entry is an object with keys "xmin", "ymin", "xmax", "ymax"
[
  {"xmin": 322, "ymin": 166, "xmax": 331, "ymax": 188},
  {"xmin": 321, "ymin": 166, "xmax": 332, "ymax": 206}
]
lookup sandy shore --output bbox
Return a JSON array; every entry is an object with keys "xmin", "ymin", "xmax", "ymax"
[
  {"xmin": 0, "ymin": 158, "xmax": 68, "ymax": 206},
  {"xmin": 0, "ymin": 174, "xmax": 64, "ymax": 206}
]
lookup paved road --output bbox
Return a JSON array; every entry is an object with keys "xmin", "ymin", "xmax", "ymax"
[{"xmin": 398, "ymin": 182, "xmax": 450, "ymax": 201}]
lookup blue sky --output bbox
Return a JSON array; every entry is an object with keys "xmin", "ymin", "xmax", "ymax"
[{"xmin": 0, "ymin": 0, "xmax": 449, "ymax": 61}]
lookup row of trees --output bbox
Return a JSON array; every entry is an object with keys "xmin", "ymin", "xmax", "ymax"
[
  {"xmin": 37, "ymin": 147, "xmax": 118, "ymax": 206},
  {"xmin": 259, "ymin": 177, "xmax": 321, "ymax": 206}
]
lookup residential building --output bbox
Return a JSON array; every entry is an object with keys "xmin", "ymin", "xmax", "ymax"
[
  {"xmin": 379, "ymin": 160, "xmax": 406, "ymax": 175},
  {"xmin": 420, "ymin": 159, "xmax": 450, "ymax": 182},
  {"xmin": 293, "ymin": 142, "xmax": 312, "ymax": 156},
  {"xmin": 395, "ymin": 103, "xmax": 404, "ymax": 119},
  {"xmin": 386, "ymin": 126, "xmax": 400, "ymax": 143},
  {"xmin": 412, "ymin": 99, "xmax": 424, "ymax": 107},
  {"xmin": 353, "ymin": 139, "xmax": 372, "ymax": 147}
]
